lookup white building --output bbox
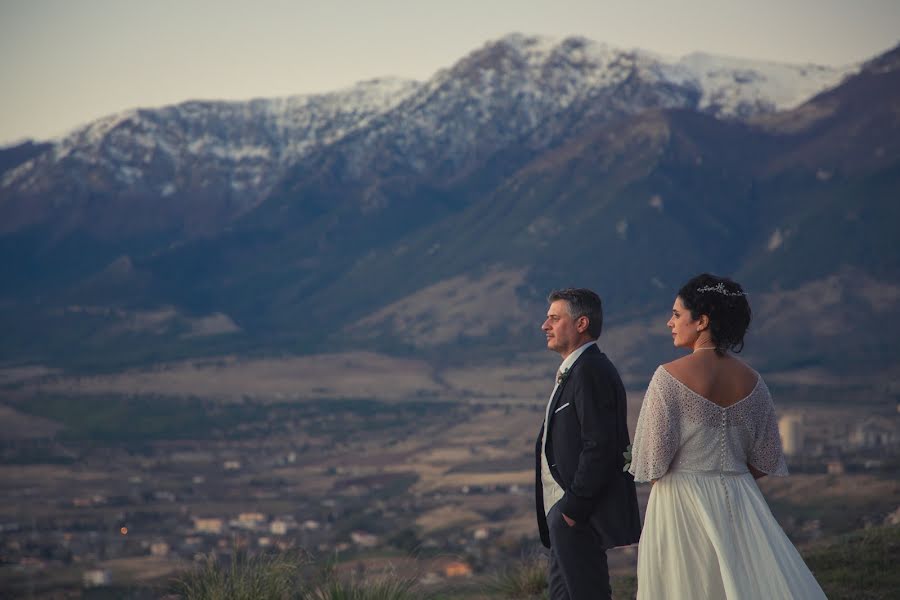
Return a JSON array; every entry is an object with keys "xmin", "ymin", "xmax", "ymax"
[
  {"xmin": 193, "ymin": 517, "xmax": 225, "ymax": 534},
  {"xmin": 238, "ymin": 512, "xmax": 266, "ymax": 523},
  {"xmin": 849, "ymin": 417, "xmax": 900, "ymax": 449},
  {"xmin": 232, "ymin": 512, "xmax": 266, "ymax": 530},
  {"xmin": 270, "ymin": 520, "xmax": 290, "ymax": 535},
  {"xmin": 778, "ymin": 414, "xmax": 804, "ymax": 456},
  {"xmin": 350, "ymin": 531, "xmax": 378, "ymax": 547},
  {"xmin": 83, "ymin": 569, "xmax": 112, "ymax": 587}
]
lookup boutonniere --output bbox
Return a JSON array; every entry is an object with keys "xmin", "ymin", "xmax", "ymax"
[
  {"xmin": 556, "ymin": 367, "xmax": 570, "ymax": 385},
  {"xmin": 622, "ymin": 444, "xmax": 633, "ymax": 473}
]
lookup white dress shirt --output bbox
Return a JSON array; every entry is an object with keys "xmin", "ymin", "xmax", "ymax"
[{"xmin": 541, "ymin": 340, "xmax": 597, "ymax": 515}]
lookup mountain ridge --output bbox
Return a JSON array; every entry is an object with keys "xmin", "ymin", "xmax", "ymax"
[{"xmin": 0, "ymin": 35, "xmax": 896, "ymax": 381}]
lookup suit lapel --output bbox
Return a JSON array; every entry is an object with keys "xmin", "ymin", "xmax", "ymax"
[
  {"xmin": 547, "ymin": 381, "xmax": 567, "ymax": 424},
  {"xmin": 547, "ymin": 344, "xmax": 597, "ymax": 427}
]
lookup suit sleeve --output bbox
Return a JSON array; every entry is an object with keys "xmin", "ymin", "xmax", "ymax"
[{"xmin": 557, "ymin": 363, "xmax": 619, "ymax": 522}]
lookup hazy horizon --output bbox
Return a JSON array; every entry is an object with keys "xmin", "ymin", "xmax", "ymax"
[{"xmin": 2, "ymin": 0, "xmax": 899, "ymax": 146}]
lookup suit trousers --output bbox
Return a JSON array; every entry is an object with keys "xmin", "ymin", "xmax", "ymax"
[{"xmin": 547, "ymin": 503, "xmax": 611, "ymax": 600}]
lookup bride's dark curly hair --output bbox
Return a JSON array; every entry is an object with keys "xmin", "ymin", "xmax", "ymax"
[{"xmin": 677, "ymin": 273, "xmax": 751, "ymax": 356}]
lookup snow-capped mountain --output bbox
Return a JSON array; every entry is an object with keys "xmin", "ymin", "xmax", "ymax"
[
  {"xmin": 0, "ymin": 77, "xmax": 420, "ymax": 235},
  {"xmin": 0, "ymin": 35, "xmax": 897, "ymax": 376},
  {"xmin": 0, "ymin": 34, "xmax": 853, "ymax": 239},
  {"xmin": 445, "ymin": 34, "xmax": 853, "ymax": 120},
  {"xmin": 267, "ymin": 33, "xmax": 853, "ymax": 207}
]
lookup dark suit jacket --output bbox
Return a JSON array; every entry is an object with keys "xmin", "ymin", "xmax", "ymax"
[{"xmin": 535, "ymin": 344, "xmax": 641, "ymax": 549}]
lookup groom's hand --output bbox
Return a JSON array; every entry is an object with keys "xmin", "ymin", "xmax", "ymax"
[{"xmin": 562, "ymin": 513, "xmax": 576, "ymax": 527}]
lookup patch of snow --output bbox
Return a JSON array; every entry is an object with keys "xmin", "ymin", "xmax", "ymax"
[
  {"xmin": 668, "ymin": 52, "xmax": 854, "ymax": 116},
  {"xmin": 768, "ymin": 229, "xmax": 785, "ymax": 251},
  {"xmin": 183, "ymin": 312, "xmax": 241, "ymax": 337},
  {"xmin": 117, "ymin": 165, "xmax": 143, "ymax": 184},
  {"xmin": 1, "ymin": 159, "xmax": 35, "ymax": 187}
]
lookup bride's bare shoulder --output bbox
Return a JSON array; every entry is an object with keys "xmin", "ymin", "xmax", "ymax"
[
  {"xmin": 721, "ymin": 355, "xmax": 759, "ymax": 381},
  {"xmin": 663, "ymin": 354, "xmax": 758, "ymax": 394},
  {"xmin": 661, "ymin": 355, "xmax": 693, "ymax": 379}
]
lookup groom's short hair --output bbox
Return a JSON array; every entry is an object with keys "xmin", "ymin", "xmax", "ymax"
[{"xmin": 548, "ymin": 288, "xmax": 603, "ymax": 338}]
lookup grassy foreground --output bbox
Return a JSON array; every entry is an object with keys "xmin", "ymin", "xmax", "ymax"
[
  {"xmin": 172, "ymin": 551, "xmax": 424, "ymax": 600},
  {"xmin": 169, "ymin": 525, "xmax": 899, "ymax": 599},
  {"xmin": 803, "ymin": 524, "xmax": 900, "ymax": 600}
]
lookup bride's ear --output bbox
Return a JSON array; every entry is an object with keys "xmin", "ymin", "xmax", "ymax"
[{"xmin": 696, "ymin": 314, "xmax": 710, "ymax": 332}]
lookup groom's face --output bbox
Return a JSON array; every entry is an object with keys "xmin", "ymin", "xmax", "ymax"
[{"xmin": 543, "ymin": 299, "xmax": 584, "ymax": 357}]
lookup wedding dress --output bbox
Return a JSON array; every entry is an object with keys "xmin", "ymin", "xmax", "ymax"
[{"xmin": 628, "ymin": 366, "xmax": 827, "ymax": 599}]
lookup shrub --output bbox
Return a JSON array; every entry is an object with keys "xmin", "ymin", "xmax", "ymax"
[
  {"xmin": 172, "ymin": 550, "xmax": 303, "ymax": 600},
  {"xmin": 487, "ymin": 555, "xmax": 548, "ymax": 599},
  {"xmin": 172, "ymin": 550, "xmax": 426, "ymax": 600},
  {"xmin": 302, "ymin": 573, "xmax": 421, "ymax": 600}
]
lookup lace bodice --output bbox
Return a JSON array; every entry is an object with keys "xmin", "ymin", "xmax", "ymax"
[{"xmin": 629, "ymin": 366, "xmax": 789, "ymax": 482}]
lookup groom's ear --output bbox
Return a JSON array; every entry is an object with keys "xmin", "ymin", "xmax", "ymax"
[{"xmin": 576, "ymin": 315, "xmax": 590, "ymax": 333}]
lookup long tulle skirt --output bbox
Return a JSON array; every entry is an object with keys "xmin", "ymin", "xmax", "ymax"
[{"xmin": 636, "ymin": 471, "xmax": 827, "ymax": 599}]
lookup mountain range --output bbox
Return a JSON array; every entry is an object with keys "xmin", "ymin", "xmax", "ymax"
[{"xmin": 1, "ymin": 34, "xmax": 898, "ymax": 390}]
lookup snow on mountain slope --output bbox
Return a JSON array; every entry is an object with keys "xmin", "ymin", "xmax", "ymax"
[
  {"xmin": 669, "ymin": 52, "xmax": 854, "ymax": 117},
  {"xmin": 2, "ymin": 77, "xmax": 421, "ymax": 197},
  {"xmin": 483, "ymin": 34, "xmax": 853, "ymax": 118},
  {"xmin": 288, "ymin": 34, "xmax": 853, "ymax": 182},
  {"xmin": 0, "ymin": 34, "xmax": 856, "ymax": 235}
]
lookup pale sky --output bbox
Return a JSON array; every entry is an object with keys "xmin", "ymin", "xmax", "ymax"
[{"xmin": 1, "ymin": 0, "xmax": 898, "ymax": 146}]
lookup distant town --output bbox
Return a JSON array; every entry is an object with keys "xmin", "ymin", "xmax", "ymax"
[{"xmin": 1, "ymin": 392, "xmax": 898, "ymax": 597}]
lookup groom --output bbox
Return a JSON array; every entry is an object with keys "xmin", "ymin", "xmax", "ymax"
[{"xmin": 535, "ymin": 288, "xmax": 641, "ymax": 600}]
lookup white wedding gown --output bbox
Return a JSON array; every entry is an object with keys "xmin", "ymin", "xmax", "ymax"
[{"xmin": 629, "ymin": 367, "xmax": 827, "ymax": 599}]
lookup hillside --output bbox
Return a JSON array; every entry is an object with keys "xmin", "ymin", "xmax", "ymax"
[{"xmin": 0, "ymin": 37, "xmax": 897, "ymax": 384}]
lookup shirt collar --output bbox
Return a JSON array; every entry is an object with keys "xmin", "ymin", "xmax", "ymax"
[{"xmin": 558, "ymin": 340, "xmax": 597, "ymax": 374}]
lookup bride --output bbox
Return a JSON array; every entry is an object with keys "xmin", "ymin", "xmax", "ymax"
[{"xmin": 628, "ymin": 273, "xmax": 827, "ymax": 599}]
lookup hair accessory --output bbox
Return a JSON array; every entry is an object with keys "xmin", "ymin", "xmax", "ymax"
[{"xmin": 696, "ymin": 283, "xmax": 745, "ymax": 296}]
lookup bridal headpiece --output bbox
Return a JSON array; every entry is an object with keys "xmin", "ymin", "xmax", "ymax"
[{"xmin": 696, "ymin": 283, "xmax": 745, "ymax": 296}]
